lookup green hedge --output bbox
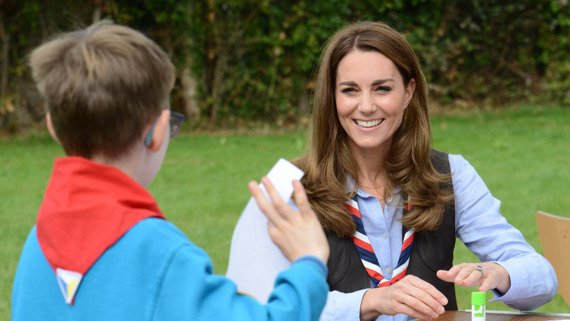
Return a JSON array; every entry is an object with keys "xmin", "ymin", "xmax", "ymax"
[{"xmin": 0, "ymin": 0, "xmax": 568, "ymax": 131}]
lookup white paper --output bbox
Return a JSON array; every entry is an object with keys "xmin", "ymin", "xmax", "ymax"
[{"xmin": 226, "ymin": 158, "xmax": 304, "ymax": 303}]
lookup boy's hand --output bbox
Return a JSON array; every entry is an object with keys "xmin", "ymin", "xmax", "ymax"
[{"xmin": 248, "ymin": 177, "xmax": 329, "ymax": 264}]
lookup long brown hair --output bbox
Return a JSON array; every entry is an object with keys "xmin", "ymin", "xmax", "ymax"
[{"xmin": 293, "ymin": 21, "xmax": 453, "ymax": 238}]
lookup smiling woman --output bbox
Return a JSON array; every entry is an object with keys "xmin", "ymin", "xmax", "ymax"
[
  {"xmin": 226, "ymin": 21, "xmax": 558, "ymax": 321},
  {"xmin": 297, "ymin": 21, "xmax": 448, "ymax": 238},
  {"xmin": 335, "ymin": 50, "xmax": 416, "ymax": 197}
]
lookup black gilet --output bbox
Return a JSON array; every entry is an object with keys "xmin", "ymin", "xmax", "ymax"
[{"xmin": 325, "ymin": 149, "xmax": 457, "ymax": 310}]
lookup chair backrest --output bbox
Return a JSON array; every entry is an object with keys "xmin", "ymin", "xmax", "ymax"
[{"xmin": 536, "ymin": 211, "xmax": 570, "ymax": 306}]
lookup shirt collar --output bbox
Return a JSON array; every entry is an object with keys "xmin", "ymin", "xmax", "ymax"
[{"xmin": 346, "ymin": 173, "xmax": 403, "ymax": 202}]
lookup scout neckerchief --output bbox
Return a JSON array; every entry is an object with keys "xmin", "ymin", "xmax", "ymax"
[
  {"xmin": 344, "ymin": 197, "xmax": 415, "ymax": 287},
  {"xmin": 36, "ymin": 156, "xmax": 166, "ymax": 305}
]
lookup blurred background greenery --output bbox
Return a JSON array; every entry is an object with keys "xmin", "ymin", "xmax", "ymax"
[
  {"xmin": 0, "ymin": 0, "xmax": 569, "ymax": 133},
  {"xmin": 1, "ymin": 0, "xmax": 569, "ymax": 318}
]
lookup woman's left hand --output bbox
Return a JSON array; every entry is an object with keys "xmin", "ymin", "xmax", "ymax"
[{"xmin": 436, "ymin": 262, "xmax": 511, "ymax": 294}]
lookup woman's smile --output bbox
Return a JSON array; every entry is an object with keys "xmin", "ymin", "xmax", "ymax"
[
  {"xmin": 335, "ymin": 50, "xmax": 415, "ymax": 154},
  {"xmin": 354, "ymin": 118, "xmax": 384, "ymax": 129}
]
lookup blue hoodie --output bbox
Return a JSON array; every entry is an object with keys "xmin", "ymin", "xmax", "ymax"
[{"xmin": 12, "ymin": 157, "xmax": 328, "ymax": 321}]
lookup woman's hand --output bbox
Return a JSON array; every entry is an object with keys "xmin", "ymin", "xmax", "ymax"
[
  {"xmin": 248, "ymin": 176, "xmax": 330, "ymax": 264},
  {"xmin": 437, "ymin": 262, "xmax": 511, "ymax": 294},
  {"xmin": 360, "ymin": 275, "xmax": 448, "ymax": 321}
]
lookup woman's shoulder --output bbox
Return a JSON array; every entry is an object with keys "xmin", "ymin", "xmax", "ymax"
[
  {"xmin": 431, "ymin": 148, "xmax": 466, "ymax": 162},
  {"xmin": 444, "ymin": 153, "xmax": 489, "ymax": 193},
  {"xmin": 447, "ymin": 152, "xmax": 467, "ymax": 165},
  {"xmin": 445, "ymin": 153, "xmax": 475, "ymax": 174},
  {"xmin": 432, "ymin": 151, "xmax": 480, "ymax": 184}
]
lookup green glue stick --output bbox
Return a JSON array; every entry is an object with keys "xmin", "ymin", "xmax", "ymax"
[{"xmin": 472, "ymin": 292, "xmax": 486, "ymax": 321}]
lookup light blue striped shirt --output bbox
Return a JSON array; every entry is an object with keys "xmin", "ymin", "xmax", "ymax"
[{"xmin": 319, "ymin": 153, "xmax": 557, "ymax": 321}]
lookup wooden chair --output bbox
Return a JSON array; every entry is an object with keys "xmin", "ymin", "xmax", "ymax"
[{"xmin": 536, "ymin": 211, "xmax": 570, "ymax": 306}]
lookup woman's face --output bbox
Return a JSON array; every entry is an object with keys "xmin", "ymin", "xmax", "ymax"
[{"xmin": 335, "ymin": 50, "xmax": 415, "ymax": 156}]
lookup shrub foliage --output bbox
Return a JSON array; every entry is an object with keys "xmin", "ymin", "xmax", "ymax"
[{"xmin": 0, "ymin": 0, "xmax": 568, "ymax": 131}]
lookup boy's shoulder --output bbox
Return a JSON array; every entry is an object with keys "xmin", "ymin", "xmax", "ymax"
[
  {"xmin": 118, "ymin": 217, "xmax": 213, "ymax": 264},
  {"xmin": 125, "ymin": 217, "xmax": 192, "ymax": 249}
]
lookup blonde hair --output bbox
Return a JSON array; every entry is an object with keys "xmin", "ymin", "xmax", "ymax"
[
  {"xmin": 294, "ymin": 21, "xmax": 453, "ymax": 237},
  {"xmin": 30, "ymin": 20, "xmax": 175, "ymax": 160}
]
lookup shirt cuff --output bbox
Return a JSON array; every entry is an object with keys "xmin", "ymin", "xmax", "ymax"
[
  {"xmin": 489, "ymin": 257, "xmax": 557, "ymax": 311},
  {"xmin": 319, "ymin": 289, "xmax": 368, "ymax": 321}
]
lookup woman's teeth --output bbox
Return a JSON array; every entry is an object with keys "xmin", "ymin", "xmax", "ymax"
[{"xmin": 355, "ymin": 119, "xmax": 383, "ymax": 128}]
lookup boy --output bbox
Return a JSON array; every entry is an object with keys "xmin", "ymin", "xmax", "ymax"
[{"xmin": 12, "ymin": 21, "xmax": 329, "ymax": 320}]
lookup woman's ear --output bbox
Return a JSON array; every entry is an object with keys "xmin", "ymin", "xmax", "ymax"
[
  {"xmin": 147, "ymin": 109, "xmax": 170, "ymax": 152},
  {"xmin": 404, "ymin": 78, "xmax": 416, "ymax": 107},
  {"xmin": 46, "ymin": 112, "xmax": 61, "ymax": 145}
]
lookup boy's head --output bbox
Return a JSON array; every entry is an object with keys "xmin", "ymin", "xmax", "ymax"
[{"xmin": 30, "ymin": 20, "xmax": 175, "ymax": 160}]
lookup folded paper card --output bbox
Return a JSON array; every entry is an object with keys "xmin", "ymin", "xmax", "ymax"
[{"xmin": 226, "ymin": 158, "xmax": 304, "ymax": 303}]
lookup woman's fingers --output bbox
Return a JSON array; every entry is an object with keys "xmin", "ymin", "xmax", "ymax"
[
  {"xmin": 389, "ymin": 276, "xmax": 446, "ymax": 320},
  {"xmin": 361, "ymin": 275, "xmax": 447, "ymax": 321},
  {"xmin": 437, "ymin": 262, "xmax": 511, "ymax": 294},
  {"xmin": 405, "ymin": 276, "xmax": 448, "ymax": 314}
]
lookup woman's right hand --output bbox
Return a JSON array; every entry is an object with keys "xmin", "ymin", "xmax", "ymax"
[
  {"xmin": 248, "ymin": 176, "xmax": 330, "ymax": 264},
  {"xmin": 360, "ymin": 275, "xmax": 448, "ymax": 321}
]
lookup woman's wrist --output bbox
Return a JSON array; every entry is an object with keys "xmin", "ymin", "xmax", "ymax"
[
  {"xmin": 491, "ymin": 262, "xmax": 511, "ymax": 294},
  {"xmin": 360, "ymin": 288, "xmax": 383, "ymax": 321}
]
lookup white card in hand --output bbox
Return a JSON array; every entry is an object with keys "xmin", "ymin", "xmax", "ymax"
[{"xmin": 226, "ymin": 158, "xmax": 304, "ymax": 303}]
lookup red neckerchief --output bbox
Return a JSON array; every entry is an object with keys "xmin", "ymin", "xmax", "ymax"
[{"xmin": 36, "ymin": 156, "xmax": 165, "ymax": 303}]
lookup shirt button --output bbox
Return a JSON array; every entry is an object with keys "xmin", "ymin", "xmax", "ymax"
[
  {"xmin": 386, "ymin": 268, "xmax": 392, "ymax": 274},
  {"xmin": 387, "ymin": 196, "xmax": 393, "ymax": 203},
  {"xmin": 382, "ymin": 233, "xmax": 388, "ymax": 239}
]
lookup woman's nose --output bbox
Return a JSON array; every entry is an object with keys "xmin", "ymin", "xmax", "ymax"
[{"xmin": 358, "ymin": 92, "xmax": 375, "ymax": 113}]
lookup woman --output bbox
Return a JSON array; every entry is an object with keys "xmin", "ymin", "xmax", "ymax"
[{"xmin": 227, "ymin": 21, "xmax": 557, "ymax": 321}]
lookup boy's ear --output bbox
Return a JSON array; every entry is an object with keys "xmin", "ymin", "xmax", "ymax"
[
  {"xmin": 46, "ymin": 112, "xmax": 61, "ymax": 145},
  {"xmin": 147, "ymin": 109, "xmax": 170, "ymax": 152}
]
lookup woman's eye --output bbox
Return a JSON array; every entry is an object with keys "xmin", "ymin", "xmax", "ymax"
[
  {"xmin": 341, "ymin": 88, "xmax": 356, "ymax": 94},
  {"xmin": 376, "ymin": 86, "xmax": 392, "ymax": 92}
]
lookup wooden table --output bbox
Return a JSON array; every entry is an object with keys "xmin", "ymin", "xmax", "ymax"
[{"xmin": 434, "ymin": 311, "xmax": 570, "ymax": 321}]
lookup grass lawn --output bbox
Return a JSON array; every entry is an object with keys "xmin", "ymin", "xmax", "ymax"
[{"xmin": 1, "ymin": 104, "xmax": 568, "ymax": 318}]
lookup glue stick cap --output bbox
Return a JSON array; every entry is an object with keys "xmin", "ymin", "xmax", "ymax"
[{"xmin": 472, "ymin": 292, "xmax": 486, "ymax": 305}]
